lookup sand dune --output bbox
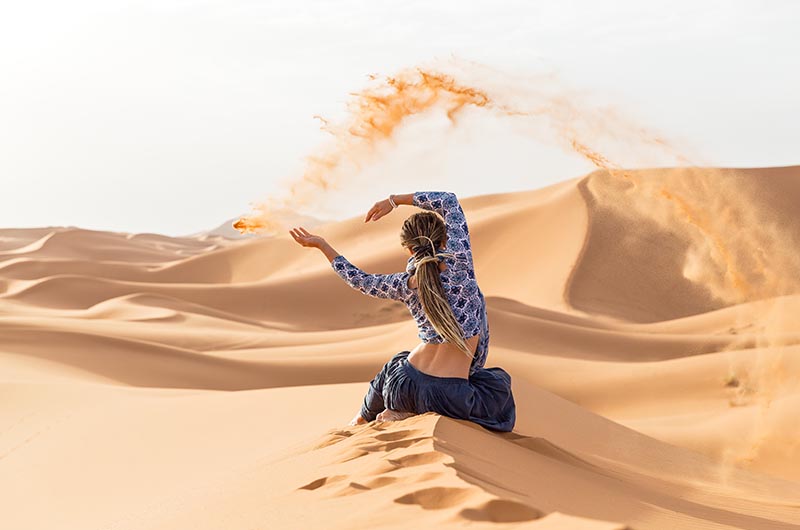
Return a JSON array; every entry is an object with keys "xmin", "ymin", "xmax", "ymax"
[{"xmin": 2, "ymin": 167, "xmax": 799, "ymax": 529}]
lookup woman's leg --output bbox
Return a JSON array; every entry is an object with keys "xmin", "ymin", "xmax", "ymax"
[
  {"xmin": 358, "ymin": 375, "xmax": 386, "ymax": 422},
  {"xmin": 376, "ymin": 353, "xmax": 422, "ymax": 422},
  {"xmin": 352, "ymin": 351, "xmax": 414, "ymax": 424},
  {"xmin": 358, "ymin": 355, "xmax": 398, "ymax": 422}
]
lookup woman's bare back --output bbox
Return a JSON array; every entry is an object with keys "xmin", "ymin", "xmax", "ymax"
[{"xmin": 406, "ymin": 261, "xmax": 479, "ymax": 379}]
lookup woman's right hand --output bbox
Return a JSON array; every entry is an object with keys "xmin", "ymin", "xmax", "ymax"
[
  {"xmin": 289, "ymin": 226, "xmax": 327, "ymax": 248},
  {"xmin": 365, "ymin": 198, "xmax": 394, "ymax": 223}
]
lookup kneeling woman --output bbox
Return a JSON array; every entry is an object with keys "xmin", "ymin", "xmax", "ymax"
[{"xmin": 289, "ymin": 191, "xmax": 515, "ymax": 432}]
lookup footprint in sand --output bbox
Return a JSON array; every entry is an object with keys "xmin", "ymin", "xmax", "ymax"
[
  {"xmin": 394, "ymin": 486, "xmax": 475, "ymax": 510},
  {"xmin": 373, "ymin": 429, "xmax": 418, "ymax": 442},
  {"xmin": 339, "ymin": 476, "xmax": 400, "ymax": 495},
  {"xmin": 459, "ymin": 498, "xmax": 542, "ymax": 523},
  {"xmin": 387, "ymin": 451, "xmax": 447, "ymax": 468},
  {"xmin": 297, "ymin": 474, "xmax": 348, "ymax": 491},
  {"xmin": 311, "ymin": 428, "xmax": 357, "ymax": 449},
  {"xmin": 359, "ymin": 436, "xmax": 429, "ymax": 453}
]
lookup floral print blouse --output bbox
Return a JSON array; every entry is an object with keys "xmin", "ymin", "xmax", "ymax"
[{"xmin": 331, "ymin": 191, "xmax": 490, "ymax": 376}]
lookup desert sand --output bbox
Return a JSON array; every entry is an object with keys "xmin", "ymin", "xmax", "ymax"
[{"xmin": 2, "ymin": 167, "xmax": 800, "ymax": 529}]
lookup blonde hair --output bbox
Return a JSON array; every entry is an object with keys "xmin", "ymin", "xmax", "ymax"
[{"xmin": 400, "ymin": 212, "xmax": 473, "ymax": 360}]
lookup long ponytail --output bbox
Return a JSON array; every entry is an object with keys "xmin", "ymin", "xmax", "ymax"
[{"xmin": 401, "ymin": 214, "xmax": 474, "ymax": 360}]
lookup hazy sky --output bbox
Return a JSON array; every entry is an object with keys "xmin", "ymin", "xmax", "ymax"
[{"xmin": 2, "ymin": 1, "xmax": 798, "ymax": 236}]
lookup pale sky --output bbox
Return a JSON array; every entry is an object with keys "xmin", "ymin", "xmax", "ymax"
[{"xmin": 2, "ymin": 0, "xmax": 798, "ymax": 236}]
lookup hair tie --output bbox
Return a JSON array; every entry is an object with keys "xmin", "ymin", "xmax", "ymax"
[
  {"xmin": 410, "ymin": 234, "xmax": 455, "ymax": 268},
  {"xmin": 416, "ymin": 235, "xmax": 438, "ymax": 256},
  {"xmin": 413, "ymin": 250, "xmax": 455, "ymax": 268}
]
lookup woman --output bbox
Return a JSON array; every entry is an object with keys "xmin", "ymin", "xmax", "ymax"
[{"xmin": 289, "ymin": 191, "xmax": 516, "ymax": 432}]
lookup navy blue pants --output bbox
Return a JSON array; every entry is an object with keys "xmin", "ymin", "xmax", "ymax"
[{"xmin": 360, "ymin": 350, "xmax": 516, "ymax": 432}]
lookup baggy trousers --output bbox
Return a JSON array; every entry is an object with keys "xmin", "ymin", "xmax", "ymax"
[{"xmin": 360, "ymin": 350, "xmax": 516, "ymax": 432}]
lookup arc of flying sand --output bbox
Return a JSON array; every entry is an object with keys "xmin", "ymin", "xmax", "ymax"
[
  {"xmin": 235, "ymin": 62, "xmax": 761, "ymax": 309},
  {"xmin": 232, "ymin": 68, "xmax": 495, "ymax": 235}
]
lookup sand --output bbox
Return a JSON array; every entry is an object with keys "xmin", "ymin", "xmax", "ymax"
[{"xmin": 2, "ymin": 167, "xmax": 799, "ymax": 529}]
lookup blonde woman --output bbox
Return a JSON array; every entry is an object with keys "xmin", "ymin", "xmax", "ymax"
[{"xmin": 289, "ymin": 191, "xmax": 515, "ymax": 432}]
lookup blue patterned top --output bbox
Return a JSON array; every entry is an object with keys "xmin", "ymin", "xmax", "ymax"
[{"xmin": 330, "ymin": 191, "xmax": 490, "ymax": 376}]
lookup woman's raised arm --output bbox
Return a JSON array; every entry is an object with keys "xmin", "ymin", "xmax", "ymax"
[
  {"xmin": 288, "ymin": 228, "xmax": 409, "ymax": 301},
  {"xmin": 329, "ymin": 253, "xmax": 409, "ymax": 301},
  {"xmin": 403, "ymin": 191, "xmax": 474, "ymax": 267}
]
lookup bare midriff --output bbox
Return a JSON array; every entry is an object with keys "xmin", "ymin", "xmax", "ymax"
[
  {"xmin": 406, "ymin": 261, "xmax": 477, "ymax": 380},
  {"xmin": 407, "ymin": 334, "xmax": 479, "ymax": 380}
]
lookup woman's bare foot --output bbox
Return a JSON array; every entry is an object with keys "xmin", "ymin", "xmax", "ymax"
[
  {"xmin": 376, "ymin": 409, "xmax": 416, "ymax": 422},
  {"xmin": 348, "ymin": 413, "xmax": 368, "ymax": 426}
]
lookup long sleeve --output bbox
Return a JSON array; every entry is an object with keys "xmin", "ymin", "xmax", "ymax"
[
  {"xmin": 412, "ymin": 191, "xmax": 474, "ymax": 269},
  {"xmin": 331, "ymin": 254, "xmax": 409, "ymax": 301}
]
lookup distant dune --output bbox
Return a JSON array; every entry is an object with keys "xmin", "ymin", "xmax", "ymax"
[
  {"xmin": 184, "ymin": 209, "xmax": 333, "ymax": 240},
  {"xmin": 1, "ymin": 167, "xmax": 799, "ymax": 529}
]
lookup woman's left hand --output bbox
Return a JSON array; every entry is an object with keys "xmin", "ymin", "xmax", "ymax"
[
  {"xmin": 365, "ymin": 198, "xmax": 394, "ymax": 223},
  {"xmin": 289, "ymin": 227, "xmax": 326, "ymax": 248}
]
